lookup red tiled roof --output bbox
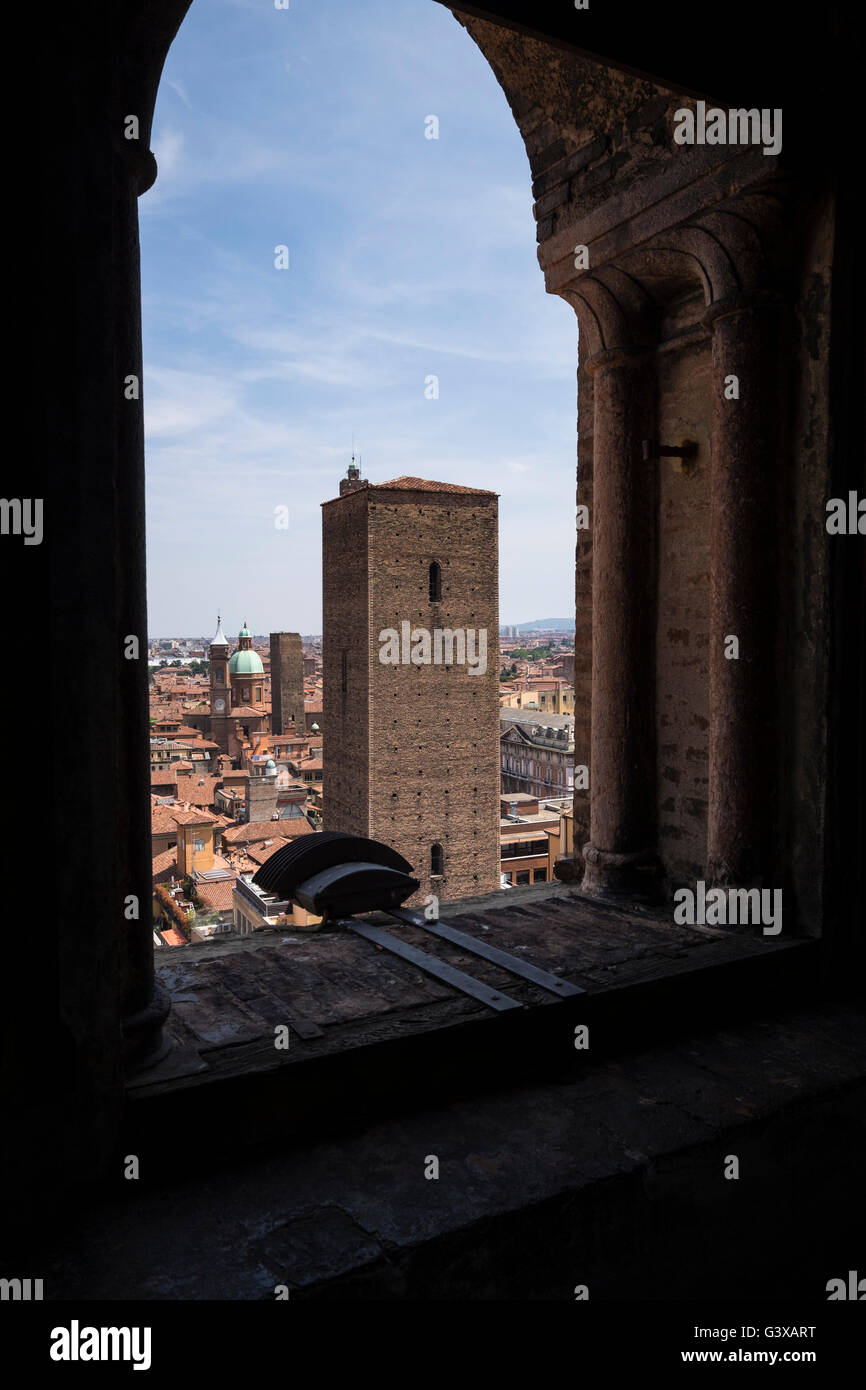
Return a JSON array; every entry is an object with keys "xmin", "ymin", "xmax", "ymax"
[
  {"xmin": 151, "ymin": 803, "xmax": 182, "ymax": 835},
  {"xmin": 221, "ymin": 819, "xmax": 316, "ymax": 845},
  {"xmin": 225, "ymin": 851, "xmax": 258, "ymax": 874},
  {"xmin": 371, "ymin": 476, "xmax": 498, "ymax": 496},
  {"xmin": 246, "ymin": 838, "xmax": 298, "ymax": 865},
  {"xmin": 152, "ymin": 847, "xmax": 178, "ymax": 883},
  {"xmin": 175, "ymin": 773, "xmax": 220, "ymax": 806},
  {"xmin": 160, "ymin": 928, "xmax": 188, "ymax": 948},
  {"xmin": 171, "ymin": 804, "xmax": 221, "ymax": 826},
  {"xmin": 194, "ymin": 878, "xmax": 237, "ymax": 911},
  {"xmin": 150, "ymin": 769, "xmax": 178, "ymax": 786}
]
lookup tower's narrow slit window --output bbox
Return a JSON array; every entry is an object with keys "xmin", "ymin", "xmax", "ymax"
[
  {"xmin": 431, "ymin": 842, "xmax": 444, "ymax": 876},
  {"xmin": 429, "ymin": 561, "xmax": 442, "ymax": 603}
]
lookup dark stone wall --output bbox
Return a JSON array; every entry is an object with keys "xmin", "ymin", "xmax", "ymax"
[
  {"xmin": 366, "ymin": 488, "xmax": 500, "ymax": 902},
  {"xmin": 322, "ymin": 488, "xmax": 371, "ymax": 838},
  {"xmin": 1, "ymin": 0, "xmax": 860, "ymax": 1247},
  {"xmin": 456, "ymin": 12, "xmax": 853, "ymax": 927},
  {"xmin": 269, "ymin": 632, "xmax": 304, "ymax": 735}
]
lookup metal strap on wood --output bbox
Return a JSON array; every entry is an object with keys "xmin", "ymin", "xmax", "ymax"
[
  {"xmin": 345, "ymin": 920, "xmax": 522, "ymax": 1011},
  {"xmin": 388, "ymin": 907, "xmax": 584, "ymax": 997}
]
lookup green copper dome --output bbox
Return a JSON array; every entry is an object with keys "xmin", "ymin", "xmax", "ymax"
[
  {"xmin": 229, "ymin": 648, "xmax": 264, "ymax": 675},
  {"xmin": 238, "ymin": 623, "xmax": 252, "ymax": 639}
]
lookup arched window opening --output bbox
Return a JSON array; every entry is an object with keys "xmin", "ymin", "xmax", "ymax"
[{"xmin": 429, "ymin": 561, "xmax": 442, "ymax": 603}]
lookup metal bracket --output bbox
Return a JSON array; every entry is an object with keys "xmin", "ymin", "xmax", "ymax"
[
  {"xmin": 389, "ymin": 907, "xmax": 584, "ymax": 998},
  {"xmin": 345, "ymin": 920, "xmax": 522, "ymax": 1011}
]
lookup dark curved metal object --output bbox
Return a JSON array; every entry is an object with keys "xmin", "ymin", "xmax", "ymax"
[
  {"xmin": 293, "ymin": 862, "xmax": 419, "ymax": 916},
  {"xmin": 251, "ymin": 830, "xmax": 414, "ymax": 899}
]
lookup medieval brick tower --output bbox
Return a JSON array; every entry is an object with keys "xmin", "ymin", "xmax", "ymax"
[
  {"xmin": 208, "ymin": 614, "xmax": 232, "ymax": 754},
  {"xmin": 322, "ymin": 471, "xmax": 501, "ymax": 904},
  {"xmin": 269, "ymin": 631, "xmax": 305, "ymax": 734}
]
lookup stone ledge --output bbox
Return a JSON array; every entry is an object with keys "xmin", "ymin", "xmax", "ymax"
[{"xmin": 33, "ymin": 1001, "xmax": 866, "ymax": 1300}]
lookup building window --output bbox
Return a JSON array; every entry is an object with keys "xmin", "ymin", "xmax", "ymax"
[
  {"xmin": 501, "ymin": 838, "xmax": 549, "ymax": 859},
  {"xmin": 533, "ymin": 868, "xmax": 547, "ymax": 883},
  {"xmin": 516, "ymin": 871, "xmax": 531, "ymax": 886},
  {"xmin": 216, "ymin": 669, "xmax": 224, "ymax": 684},
  {"xmin": 429, "ymin": 561, "xmax": 442, "ymax": 603},
  {"xmin": 193, "ymin": 838, "xmax": 205, "ymax": 852},
  {"xmin": 431, "ymin": 842, "xmax": 444, "ymax": 876},
  {"xmin": 255, "ymin": 687, "xmax": 261, "ymax": 702}
]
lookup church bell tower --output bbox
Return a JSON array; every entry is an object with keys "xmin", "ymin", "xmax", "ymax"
[{"xmin": 209, "ymin": 614, "xmax": 231, "ymax": 752}]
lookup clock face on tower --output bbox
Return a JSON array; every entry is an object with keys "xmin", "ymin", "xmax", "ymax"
[{"xmin": 214, "ymin": 698, "xmax": 225, "ymax": 713}]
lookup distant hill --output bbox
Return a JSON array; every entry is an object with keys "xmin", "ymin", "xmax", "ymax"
[{"xmin": 502, "ymin": 618, "xmax": 575, "ymax": 633}]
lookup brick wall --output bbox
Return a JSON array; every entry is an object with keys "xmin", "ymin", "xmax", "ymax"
[
  {"xmin": 323, "ymin": 482, "xmax": 501, "ymax": 904},
  {"xmin": 269, "ymin": 632, "xmax": 304, "ymax": 735},
  {"xmin": 322, "ymin": 488, "xmax": 370, "ymax": 839}
]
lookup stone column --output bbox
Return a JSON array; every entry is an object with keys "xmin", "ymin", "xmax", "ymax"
[
  {"xmin": 119, "ymin": 140, "xmax": 171, "ymax": 1072},
  {"xmin": 705, "ymin": 291, "xmax": 782, "ymax": 885},
  {"xmin": 581, "ymin": 345, "xmax": 658, "ymax": 895}
]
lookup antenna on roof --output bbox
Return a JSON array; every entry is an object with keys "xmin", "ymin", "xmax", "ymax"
[{"xmin": 347, "ymin": 435, "xmax": 360, "ymax": 482}]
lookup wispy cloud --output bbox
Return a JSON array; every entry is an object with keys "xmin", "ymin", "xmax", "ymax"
[
  {"xmin": 165, "ymin": 79, "xmax": 192, "ymax": 110},
  {"xmin": 141, "ymin": 0, "xmax": 578, "ymax": 634}
]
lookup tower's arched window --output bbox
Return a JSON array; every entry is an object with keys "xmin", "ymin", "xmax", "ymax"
[
  {"xmin": 429, "ymin": 561, "xmax": 442, "ymax": 603},
  {"xmin": 431, "ymin": 842, "xmax": 444, "ymax": 876}
]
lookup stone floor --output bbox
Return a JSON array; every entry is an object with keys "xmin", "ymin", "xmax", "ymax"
[{"xmin": 36, "ymin": 999, "xmax": 866, "ymax": 1300}]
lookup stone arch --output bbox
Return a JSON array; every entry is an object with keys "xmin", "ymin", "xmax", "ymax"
[{"xmin": 457, "ymin": 14, "xmax": 796, "ymax": 897}]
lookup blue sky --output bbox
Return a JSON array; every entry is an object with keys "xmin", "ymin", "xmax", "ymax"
[{"xmin": 141, "ymin": 0, "xmax": 578, "ymax": 638}]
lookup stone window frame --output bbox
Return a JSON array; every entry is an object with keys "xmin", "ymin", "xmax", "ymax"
[{"xmin": 98, "ymin": 0, "xmax": 859, "ymax": 1108}]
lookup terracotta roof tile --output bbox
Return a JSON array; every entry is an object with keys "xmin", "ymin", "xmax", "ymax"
[
  {"xmin": 246, "ymin": 839, "xmax": 298, "ymax": 865},
  {"xmin": 175, "ymin": 773, "xmax": 220, "ymax": 806},
  {"xmin": 151, "ymin": 803, "xmax": 182, "ymax": 835},
  {"xmin": 152, "ymin": 847, "xmax": 178, "ymax": 883},
  {"xmin": 150, "ymin": 769, "xmax": 178, "ymax": 786},
  {"xmin": 159, "ymin": 928, "xmax": 188, "ymax": 948},
  {"xmin": 171, "ymin": 805, "xmax": 221, "ymax": 826},
  {"xmin": 194, "ymin": 878, "xmax": 237, "ymax": 911},
  {"xmin": 221, "ymin": 819, "xmax": 316, "ymax": 845},
  {"xmin": 371, "ymin": 476, "xmax": 498, "ymax": 496}
]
